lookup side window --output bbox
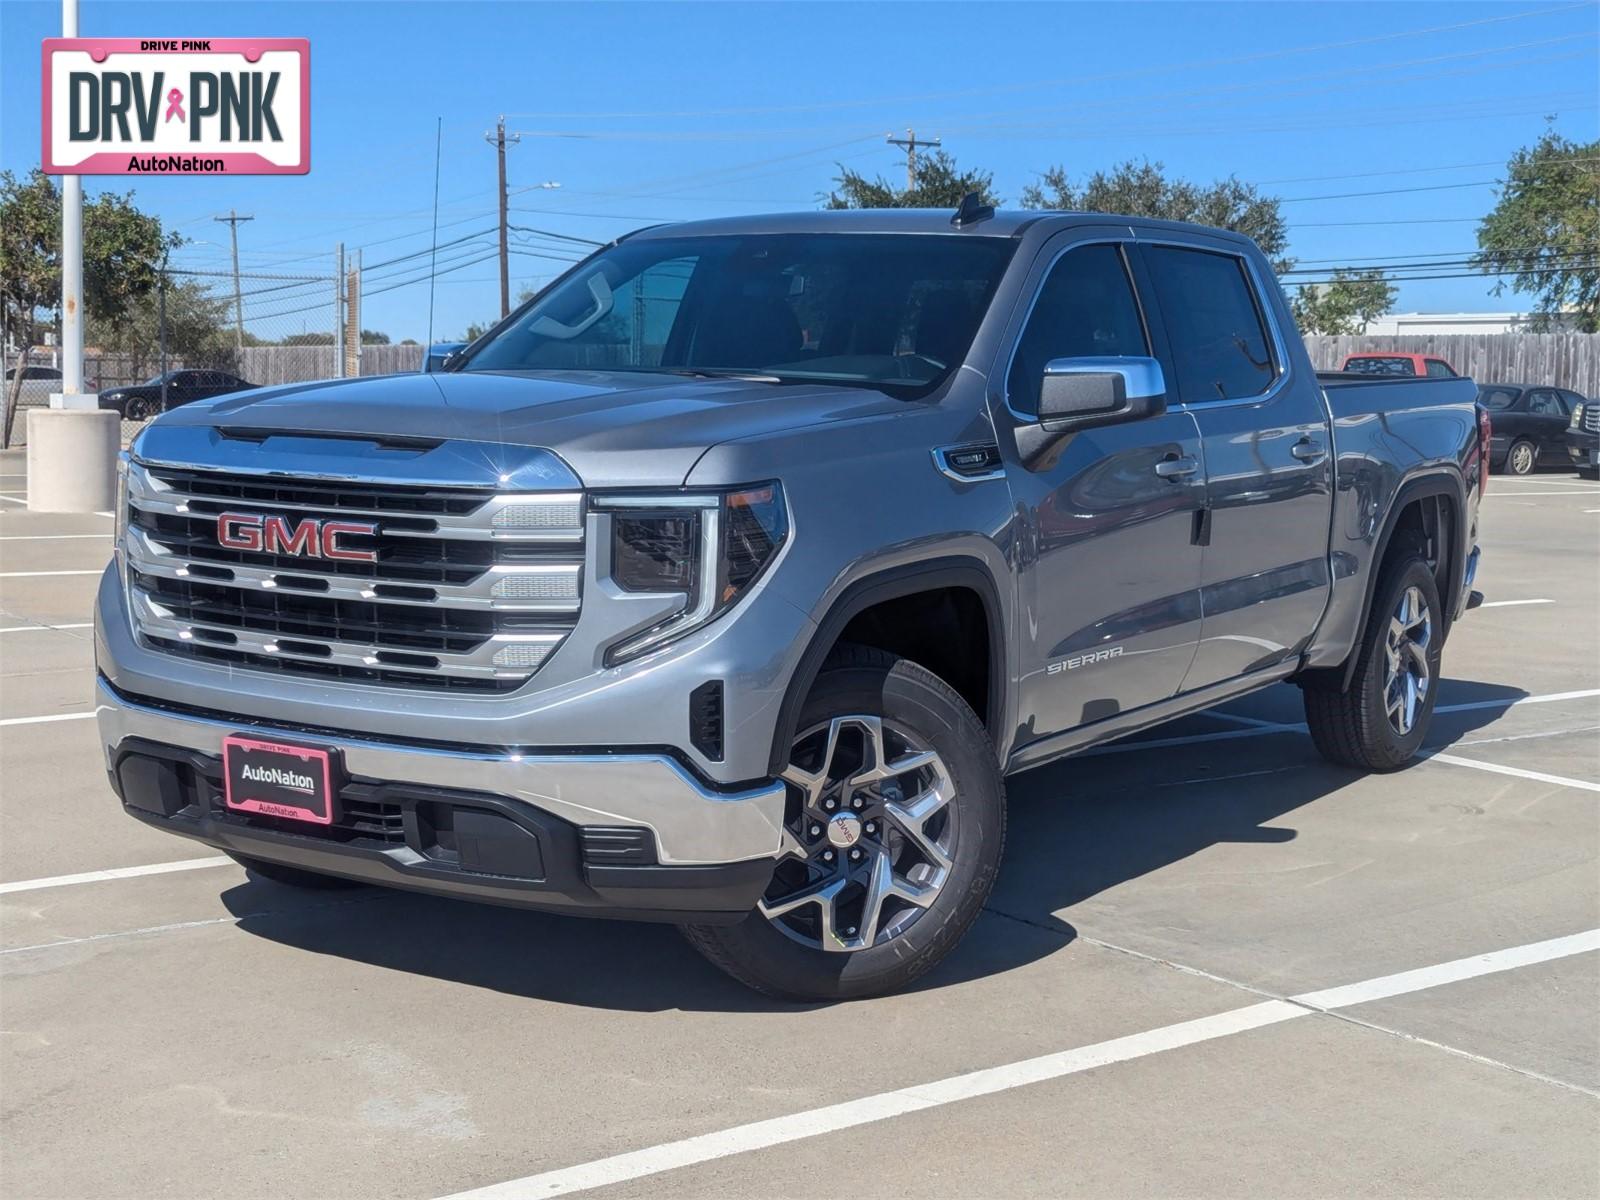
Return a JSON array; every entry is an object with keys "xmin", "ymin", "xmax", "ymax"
[
  {"xmin": 1006, "ymin": 244, "xmax": 1147, "ymax": 418},
  {"xmin": 1143, "ymin": 246, "xmax": 1275, "ymax": 402},
  {"xmin": 1527, "ymin": 390, "xmax": 1563, "ymax": 416},
  {"xmin": 1425, "ymin": 359, "xmax": 1456, "ymax": 378}
]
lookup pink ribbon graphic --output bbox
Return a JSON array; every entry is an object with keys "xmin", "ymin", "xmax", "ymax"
[{"xmin": 164, "ymin": 88, "xmax": 185, "ymax": 123}]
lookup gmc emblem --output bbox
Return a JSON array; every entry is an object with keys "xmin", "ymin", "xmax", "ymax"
[{"xmin": 216, "ymin": 512, "xmax": 378, "ymax": 562}]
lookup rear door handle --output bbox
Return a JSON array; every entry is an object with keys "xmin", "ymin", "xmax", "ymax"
[
  {"xmin": 1291, "ymin": 439, "xmax": 1326, "ymax": 463},
  {"xmin": 1154, "ymin": 455, "xmax": 1199, "ymax": 479}
]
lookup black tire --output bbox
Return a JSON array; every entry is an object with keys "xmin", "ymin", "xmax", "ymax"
[
  {"xmin": 1502, "ymin": 439, "xmax": 1537, "ymax": 475},
  {"xmin": 681, "ymin": 645, "xmax": 1005, "ymax": 1001},
  {"xmin": 1303, "ymin": 554, "xmax": 1443, "ymax": 771},
  {"xmin": 125, "ymin": 395, "xmax": 160, "ymax": 421},
  {"xmin": 1580, "ymin": 466, "xmax": 1600, "ymax": 481},
  {"xmin": 226, "ymin": 852, "xmax": 367, "ymax": 890}
]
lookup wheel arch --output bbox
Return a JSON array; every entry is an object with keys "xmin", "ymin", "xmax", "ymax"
[
  {"xmin": 767, "ymin": 558, "xmax": 1007, "ymax": 775},
  {"xmin": 1317, "ymin": 468, "xmax": 1468, "ymax": 692}
]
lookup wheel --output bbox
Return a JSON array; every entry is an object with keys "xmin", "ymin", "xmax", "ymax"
[
  {"xmin": 125, "ymin": 395, "xmax": 160, "ymax": 421},
  {"xmin": 226, "ymin": 851, "xmax": 367, "ymax": 889},
  {"xmin": 1580, "ymin": 466, "xmax": 1600, "ymax": 481},
  {"xmin": 1503, "ymin": 440, "xmax": 1537, "ymax": 475},
  {"xmin": 681, "ymin": 645, "xmax": 1005, "ymax": 1001},
  {"xmin": 1303, "ymin": 554, "xmax": 1443, "ymax": 771}
]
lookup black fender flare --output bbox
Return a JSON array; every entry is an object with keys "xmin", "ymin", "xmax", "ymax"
[
  {"xmin": 766, "ymin": 557, "xmax": 1007, "ymax": 775},
  {"xmin": 1322, "ymin": 468, "xmax": 1468, "ymax": 692}
]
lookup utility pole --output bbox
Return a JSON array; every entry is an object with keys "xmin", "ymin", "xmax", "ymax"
[
  {"xmin": 887, "ymin": 128, "xmax": 939, "ymax": 194},
  {"xmin": 215, "ymin": 209, "xmax": 254, "ymax": 358},
  {"xmin": 58, "ymin": 0, "xmax": 84, "ymax": 406},
  {"xmin": 485, "ymin": 116, "xmax": 521, "ymax": 319},
  {"xmin": 334, "ymin": 243, "xmax": 345, "ymax": 379}
]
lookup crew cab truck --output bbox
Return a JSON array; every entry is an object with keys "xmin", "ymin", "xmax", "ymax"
[{"xmin": 96, "ymin": 206, "xmax": 1486, "ymax": 1000}]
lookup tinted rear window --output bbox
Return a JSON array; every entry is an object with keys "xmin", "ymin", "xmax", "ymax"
[
  {"xmin": 1344, "ymin": 357, "xmax": 1415, "ymax": 376},
  {"xmin": 1476, "ymin": 387, "xmax": 1520, "ymax": 410},
  {"xmin": 1143, "ymin": 246, "xmax": 1275, "ymax": 402}
]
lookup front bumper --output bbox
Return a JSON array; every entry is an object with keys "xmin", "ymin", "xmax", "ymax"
[
  {"xmin": 97, "ymin": 677, "xmax": 786, "ymax": 921},
  {"xmin": 1565, "ymin": 430, "xmax": 1598, "ymax": 469}
]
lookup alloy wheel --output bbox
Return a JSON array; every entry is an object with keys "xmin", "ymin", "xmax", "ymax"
[
  {"xmin": 760, "ymin": 715, "xmax": 956, "ymax": 953},
  {"xmin": 1383, "ymin": 585, "xmax": 1432, "ymax": 736},
  {"xmin": 1509, "ymin": 442, "xmax": 1535, "ymax": 474}
]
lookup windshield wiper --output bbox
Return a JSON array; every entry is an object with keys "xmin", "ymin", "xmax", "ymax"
[{"xmin": 656, "ymin": 367, "xmax": 785, "ymax": 383}]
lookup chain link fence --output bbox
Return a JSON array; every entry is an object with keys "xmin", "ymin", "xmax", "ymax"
[{"xmin": 3, "ymin": 264, "xmax": 424, "ymax": 450}]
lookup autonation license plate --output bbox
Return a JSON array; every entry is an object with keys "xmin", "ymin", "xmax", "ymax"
[{"xmin": 222, "ymin": 734, "xmax": 336, "ymax": 825}]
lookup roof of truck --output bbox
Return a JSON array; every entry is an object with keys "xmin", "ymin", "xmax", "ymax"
[{"xmin": 626, "ymin": 208, "xmax": 1258, "ymax": 245}]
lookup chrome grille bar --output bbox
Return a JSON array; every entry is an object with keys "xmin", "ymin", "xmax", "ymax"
[{"xmin": 123, "ymin": 456, "xmax": 584, "ymax": 691}]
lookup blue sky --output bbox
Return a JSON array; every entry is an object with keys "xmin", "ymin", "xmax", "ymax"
[{"xmin": 4, "ymin": 0, "xmax": 1596, "ymax": 344}]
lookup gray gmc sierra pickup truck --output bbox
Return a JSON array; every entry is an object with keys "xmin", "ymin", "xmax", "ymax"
[{"xmin": 96, "ymin": 203, "xmax": 1487, "ymax": 999}]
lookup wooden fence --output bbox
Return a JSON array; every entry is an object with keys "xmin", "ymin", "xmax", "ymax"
[
  {"xmin": 237, "ymin": 342, "xmax": 424, "ymax": 385},
  {"xmin": 1304, "ymin": 334, "xmax": 1600, "ymax": 396}
]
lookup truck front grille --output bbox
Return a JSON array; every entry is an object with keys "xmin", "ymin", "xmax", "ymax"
[
  {"xmin": 1585, "ymin": 405, "xmax": 1599, "ymax": 433},
  {"xmin": 124, "ymin": 461, "xmax": 584, "ymax": 692}
]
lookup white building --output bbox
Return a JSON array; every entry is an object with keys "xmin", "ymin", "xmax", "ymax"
[{"xmin": 1363, "ymin": 311, "xmax": 1578, "ymax": 335}]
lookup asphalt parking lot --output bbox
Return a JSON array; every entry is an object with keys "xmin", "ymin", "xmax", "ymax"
[{"xmin": 2, "ymin": 446, "xmax": 1596, "ymax": 1199}]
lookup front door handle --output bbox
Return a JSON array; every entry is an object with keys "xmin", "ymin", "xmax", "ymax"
[
  {"xmin": 1155, "ymin": 454, "xmax": 1199, "ymax": 479},
  {"xmin": 1291, "ymin": 438, "xmax": 1326, "ymax": 463}
]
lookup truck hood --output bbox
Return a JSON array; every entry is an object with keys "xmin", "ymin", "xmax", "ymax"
[{"xmin": 161, "ymin": 369, "xmax": 908, "ymax": 487}]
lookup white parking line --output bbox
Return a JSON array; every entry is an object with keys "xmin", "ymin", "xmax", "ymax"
[
  {"xmin": 0, "ymin": 711, "xmax": 96, "ymax": 727},
  {"xmin": 0, "ymin": 622, "xmax": 93, "ymax": 633},
  {"xmin": 1478, "ymin": 598, "xmax": 1553, "ymax": 608},
  {"xmin": 436, "ymin": 930, "xmax": 1600, "ymax": 1200},
  {"xmin": 0, "ymin": 495, "xmax": 25, "ymax": 505},
  {"xmin": 0, "ymin": 533, "xmax": 111, "ymax": 541},
  {"xmin": 1426, "ymin": 752, "xmax": 1600, "ymax": 794},
  {"xmin": 0, "ymin": 856, "xmax": 233, "ymax": 896},
  {"xmin": 1089, "ymin": 687, "xmax": 1600, "ymax": 757},
  {"xmin": 1491, "ymin": 490, "xmax": 1600, "ymax": 497},
  {"xmin": 0, "ymin": 570, "xmax": 104, "ymax": 578}
]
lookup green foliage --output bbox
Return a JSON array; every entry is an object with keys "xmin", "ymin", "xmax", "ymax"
[
  {"xmin": 89, "ymin": 278, "xmax": 237, "ymax": 378},
  {"xmin": 279, "ymin": 329, "xmax": 390, "ymax": 346},
  {"xmin": 1473, "ymin": 128, "xmax": 1599, "ymax": 332},
  {"xmin": 824, "ymin": 150, "xmax": 1000, "ymax": 210},
  {"xmin": 0, "ymin": 168, "xmax": 177, "ymax": 340},
  {"xmin": 1290, "ymin": 269, "xmax": 1398, "ymax": 335},
  {"xmin": 1020, "ymin": 159, "xmax": 1292, "ymax": 273}
]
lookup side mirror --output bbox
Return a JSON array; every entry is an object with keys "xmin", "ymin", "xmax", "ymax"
[
  {"xmin": 1017, "ymin": 356, "xmax": 1168, "ymax": 465},
  {"xmin": 1039, "ymin": 356, "xmax": 1166, "ymax": 428},
  {"xmin": 423, "ymin": 342, "xmax": 468, "ymax": 373}
]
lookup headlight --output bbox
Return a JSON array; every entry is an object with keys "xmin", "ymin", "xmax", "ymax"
[
  {"xmin": 1572, "ymin": 402, "xmax": 1585, "ymax": 428},
  {"xmin": 113, "ymin": 451, "xmax": 131, "ymax": 567},
  {"xmin": 596, "ymin": 482, "xmax": 788, "ymax": 664}
]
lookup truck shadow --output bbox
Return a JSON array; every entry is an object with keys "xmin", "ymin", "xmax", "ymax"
[{"xmin": 221, "ymin": 678, "xmax": 1529, "ymax": 1012}]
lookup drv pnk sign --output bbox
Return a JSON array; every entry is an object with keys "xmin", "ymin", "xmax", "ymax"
[{"xmin": 42, "ymin": 38, "xmax": 309, "ymax": 175}]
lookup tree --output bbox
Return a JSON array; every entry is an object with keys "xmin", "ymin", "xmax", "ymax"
[
  {"xmin": 1473, "ymin": 128, "xmax": 1599, "ymax": 332},
  {"xmin": 824, "ymin": 149, "xmax": 1000, "ymax": 210},
  {"xmin": 2, "ymin": 169, "xmax": 177, "ymax": 442},
  {"xmin": 1290, "ymin": 269, "xmax": 1398, "ymax": 335},
  {"xmin": 1020, "ymin": 159, "xmax": 1292, "ymax": 273},
  {"xmin": 89, "ymin": 278, "xmax": 237, "ymax": 381}
]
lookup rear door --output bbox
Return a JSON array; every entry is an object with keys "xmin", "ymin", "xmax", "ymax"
[
  {"xmin": 1525, "ymin": 388, "xmax": 1571, "ymax": 459},
  {"xmin": 996, "ymin": 235, "xmax": 1207, "ymax": 740},
  {"xmin": 1133, "ymin": 239, "xmax": 1335, "ymax": 690}
]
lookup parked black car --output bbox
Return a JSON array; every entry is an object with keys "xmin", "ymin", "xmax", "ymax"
[
  {"xmin": 1566, "ymin": 396, "xmax": 1599, "ymax": 479},
  {"xmin": 1476, "ymin": 383, "xmax": 1583, "ymax": 475},
  {"xmin": 98, "ymin": 370, "xmax": 256, "ymax": 420}
]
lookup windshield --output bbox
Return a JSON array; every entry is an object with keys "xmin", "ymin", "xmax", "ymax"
[
  {"xmin": 1477, "ymin": 386, "xmax": 1521, "ymax": 410},
  {"xmin": 462, "ymin": 233, "xmax": 1016, "ymax": 391}
]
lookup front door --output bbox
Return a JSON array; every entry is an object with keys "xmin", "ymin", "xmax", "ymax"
[
  {"xmin": 998, "ymin": 239, "xmax": 1207, "ymax": 745},
  {"xmin": 1133, "ymin": 242, "xmax": 1335, "ymax": 689}
]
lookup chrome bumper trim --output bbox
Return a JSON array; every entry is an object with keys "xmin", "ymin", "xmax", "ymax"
[{"xmin": 95, "ymin": 678, "xmax": 788, "ymax": 866}]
